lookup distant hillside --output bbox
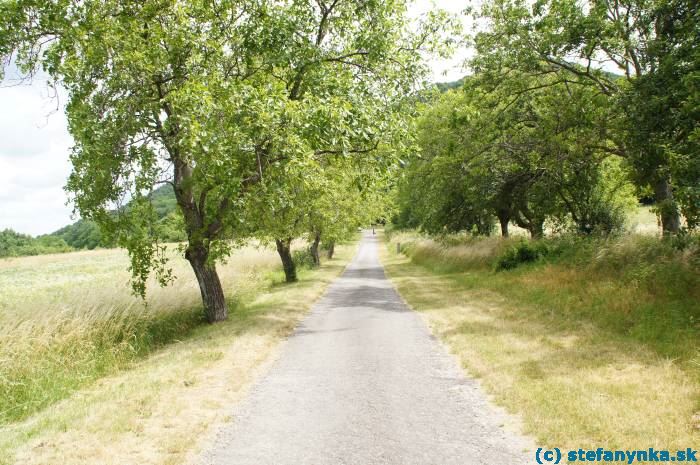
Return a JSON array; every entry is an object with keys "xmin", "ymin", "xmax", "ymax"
[
  {"xmin": 49, "ymin": 219, "xmax": 107, "ymax": 250},
  {"xmin": 435, "ymin": 77, "xmax": 467, "ymax": 92},
  {"xmin": 49, "ymin": 184, "xmax": 183, "ymax": 250},
  {"xmin": 433, "ymin": 69, "xmax": 621, "ymax": 94},
  {"xmin": 49, "ymin": 184, "xmax": 184, "ymax": 249},
  {"xmin": 1, "ymin": 185, "xmax": 183, "ymax": 258}
]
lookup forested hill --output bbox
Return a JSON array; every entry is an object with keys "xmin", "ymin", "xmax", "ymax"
[
  {"xmin": 49, "ymin": 184, "xmax": 182, "ymax": 249},
  {"xmin": 1, "ymin": 185, "xmax": 182, "ymax": 257}
]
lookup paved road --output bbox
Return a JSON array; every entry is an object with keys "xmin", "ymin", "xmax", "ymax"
[{"xmin": 198, "ymin": 232, "xmax": 532, "ymax": 465}]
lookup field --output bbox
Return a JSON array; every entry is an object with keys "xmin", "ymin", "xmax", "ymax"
[
  {"xmin": 381, "ymin": 230, "xmax": 700, "ymax": 452},
  {"xmin": 0, "ymin": 242, "xmax": 356, "ymax": 464}
]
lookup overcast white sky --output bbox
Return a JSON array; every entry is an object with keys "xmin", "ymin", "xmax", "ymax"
[{"xmin": 0, "ymin": 1, "xmax": 471, "ymax": 236}]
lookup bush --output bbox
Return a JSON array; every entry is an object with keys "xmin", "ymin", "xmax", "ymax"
[
  {"xmin": 669, "ymin": 231, "xmax": 700, "ymax": 254},
  {"xmin": 495, "ymin": 240, "xmax": 550, "ymax": 271},
  {"xmin": 292, "ymin": 249, "xmax": 316, "ymax": 269}
]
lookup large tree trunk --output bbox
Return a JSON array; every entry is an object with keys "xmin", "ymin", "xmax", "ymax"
[
  {"xmin": 654, "ymin": 177, "xmax": 681, "ymax": 235},
  {"xmin": 326, "ymin": 241, "xmax": 335, "ymax": 259},
  {"xmin": 497, "ymin": 210, "xmax": 510, "ymax": 237},
  {"xmin": 275, "ymin": 238, "xmax": 297, "ymax": 283},
  {"xmin": 172, "ymin": 157, "xmax": 228, "ymax": 323},
  {"xmin": 185, "ymin": 245, "xmax": 228, "ymax": 323},
  {"xmin": 309, "ymin": 232, "xmax": 321, "ymax": 267}
]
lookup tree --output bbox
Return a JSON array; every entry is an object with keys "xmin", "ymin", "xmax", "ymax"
[
  {"xmin": 1, "ymin": 0, "xmax": 455, "ymax": 321},
  {"xmin": 48, "ymin": 184, "xmax": 180, "ymax": 249},
  {"xmin": 305, "ymin": 161, "xmax": 390, "ymax": 266},
  {"xmin": 619, "ymin": 0, "xmax": 700, "ymax": 229},
  {"xmin": 0, "ymin": 229, "xmax": 72, "ymax": 257},
  {"xmin": 234, "ymin": 1, "xmax": 456, "ymax": 281},
  {"xmin": 472, "ymin": 0, "xmax": 699, "ymax": 234},
  {"xmin": 246, "ymin": 156, "xmax": 392, "ymax": 281},
  {"xmin": 395, "ymin": 90, "xmax": 498, "ymax": 235},
  {"xmin": 396, "ymin": 71, "xmax": 635, "ymax": 238}
]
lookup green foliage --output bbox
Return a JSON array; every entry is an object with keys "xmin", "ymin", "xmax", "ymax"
[
  {"xmin": 0, "ymin": 188, "xmax": 183, "ymax": 255},
  {"xmin": 472, "ymin": 0, "xmax": 699, "ymax": 233},
  {"xmin": 553, "ymin": 157, "xmax": 637, "ymax": 236},
  {"xmin": 617, "ymin": 0, "xmax": 700, "ymax": 228},
  {"xmin": 394, "ymin": 90, "xmax": 497, "ymax": 235},
  {"xmin": 157, "ymin": 211, "xmax": 187, "ymax": 243},
  {"xmin": 669, "ymin": 231, "xmax": 700, "ymax": 253},
  {"xmin": 1, "ymin": 0, "xmax": 456, "ymax": 312},
  {"xmin": 394, "ymin": 0, "xmax": 696, "ymax": 239},
  {"xmin": 435, "ymin": 77, "xmax": 466, "ymax": 93},
  {"xmin": 149, "ymin": 184, "xmax": 178, "ymax": 220},
  {"xmin": 395, "ymin": 74, "xmax": 636, "ymax": 238},
  {"xmin": 292, "ymin": 249, "xmax": 316, "ymax": 269},
  {"xmin": 0, "ymin": 229, "xmax": 72, "ymax": 257},
  {"xmin": 47, "ymin": 184, "xmax": 183, "ymax": 250},
  {"xmin": 50, "ymin": 219, "xmax": 106, "ymax": 250},
  {"xmin": 495, "ymin": 240, "xmax": 550, "ymax": 271}
]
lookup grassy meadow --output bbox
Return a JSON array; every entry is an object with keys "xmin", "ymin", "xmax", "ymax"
[
  {"xmin": 381, "ymin": 228, "xmax": 699, "ymax": 452},
  {"xmin": 0, "ymin": 241, "xmax": 356, "ymax": 464}
]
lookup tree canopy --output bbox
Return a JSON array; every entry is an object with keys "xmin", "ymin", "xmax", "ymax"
[
  {"xmin": 396, "ymin": 71, "xmax": 636, "ymax": 237},
  {"xmin": 1, "ymin": 0, "xmax": 456, "ymax": 321},
  {"xmin": 470, "ymin": 0, "xmax": 699, "ymax": 234}
]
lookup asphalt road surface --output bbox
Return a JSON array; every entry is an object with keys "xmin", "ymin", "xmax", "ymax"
[{"xmin": 198, "ymin": 232, "xmax": 532, "ymax": 465}]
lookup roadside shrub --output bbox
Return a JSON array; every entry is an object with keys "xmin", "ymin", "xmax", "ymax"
[
  {"xmin": 495, "ymin": 240, "xmax": 550, "ymax": 271},
  {"xmin": 292, "ymin": 249, "xmax": 316, "ymax": 269},
  {"xmin": 669, "ymin": 232, "xmax": 700, "ymax": 254},
  {"xmin": 389, "ymin": 229, "xmax": 699, "ymax": 365},
  {"xmin": 383, "ymin": 223, "xmax": 397, "ymax": 238}
]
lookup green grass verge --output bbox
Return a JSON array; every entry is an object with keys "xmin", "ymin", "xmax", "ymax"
[{"xmin": 382, "ymin": 230, "xmax": 699, "ymax": 452}]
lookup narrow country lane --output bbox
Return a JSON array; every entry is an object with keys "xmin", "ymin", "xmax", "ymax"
[{"xmin": 198, "ymin": 232, "xmax": 532, "ymax": 465}]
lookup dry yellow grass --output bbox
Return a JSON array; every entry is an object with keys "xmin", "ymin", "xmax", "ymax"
[
  {"xmin": 379, "ymin": 238, "xmax": 699, "ymax": 453},
  {"xmin": 0, "ymin": 244, "xmax": 284, "ymax": 424},
  {"xmin": 0, "ymin": 242, "xmax": 356, "ymax": 464},
  {"xmin": 0, "ymin": 244, "xmax": 279, "ymax": 326}
]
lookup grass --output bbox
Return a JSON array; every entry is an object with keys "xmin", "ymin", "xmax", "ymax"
[
  {"xmin": 381, "ymin": 230, "xmax": 700, "ymax": 453},
  {"xmin": 0, "ymin": 241, "xmax": 356, "ymax": 464}
]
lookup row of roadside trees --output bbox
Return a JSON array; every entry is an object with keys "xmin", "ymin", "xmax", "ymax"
[
  {"xmin": 395, "ymin": 0, "xmax": 698, "ymax": 238},
  {"xmin": 0, "ymin": 0, "xmax": 456, "ymax": 322}
]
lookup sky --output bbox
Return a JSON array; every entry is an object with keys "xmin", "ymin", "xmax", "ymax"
[{"xmin": 0, "ymin": 1, "xmax": 471, "ymax": 236}]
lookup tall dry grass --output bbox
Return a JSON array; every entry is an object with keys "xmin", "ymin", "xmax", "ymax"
[
  {"xmin": 390, "ymin": 230, "xmax": 517, "ymax": 271},
  {"xmin": 386, "ymin": 231, "xmax": 700, "ymax": 362},
  {"xmin": 0, "ymin": 245, "xmax": 280, "ymax": 423},
  {"xmin": 1, "ymin": 242, "xmax": 356, "ymax": 465},
  {"xmin": 381, "ymin": 230, "xmax": 700, "ymax": 450}
]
